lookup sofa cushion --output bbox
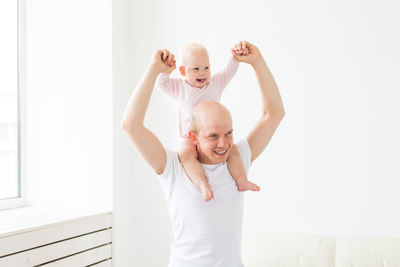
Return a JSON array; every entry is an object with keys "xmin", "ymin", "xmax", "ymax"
[
  {"xmin": 336, "ymin": 238, "xmax": 400, "ymax": 267},
  {"xmin": 242, "ymin": 234, "xmax": 336, "ymax": 267}
]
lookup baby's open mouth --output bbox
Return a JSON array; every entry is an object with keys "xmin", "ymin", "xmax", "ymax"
[{"xmin": 196, "ymin": 79, "xmax": 206, "ymax": 83}]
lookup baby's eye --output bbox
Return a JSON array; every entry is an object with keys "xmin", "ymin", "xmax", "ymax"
[
  {"xmin": 193, "ymin": 67, "xmax": 199, "ymax": 71},
  {"xmin": 205, "ymin": 66, "xmax": 209, "ymax": 70}
]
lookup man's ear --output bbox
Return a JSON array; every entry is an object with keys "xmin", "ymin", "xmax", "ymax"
[
  {"xmin": 188, "ymin": 131, "xmax": 199, "ymax": 145},
  {"xmin": 179, "ymin": 66, "xmax": 186, "ymax": 76}
]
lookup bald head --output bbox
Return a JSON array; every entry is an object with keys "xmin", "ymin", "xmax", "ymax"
[{"xmin": 190, "ymin": 102, "xmax": 232, "ymax": 134}]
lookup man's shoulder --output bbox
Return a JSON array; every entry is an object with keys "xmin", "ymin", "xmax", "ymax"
[
  {"xmin": 236, "ymin": 138, "xmax": 250, "ymax": 154},
  {"xmin": 158, "ymin": 148, "xmax": 182, "ymax": 177},
  {"xmin": 235, "ymin": 138, "xmax": 252, "ymax": 170},
  {"xmin": 236, "ymin": 138, "xmax": 249, "ymax": 149}
]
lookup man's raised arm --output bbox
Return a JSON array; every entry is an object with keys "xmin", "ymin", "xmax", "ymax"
[
  {"xmin": 121, "ymin": 49, "xmax": 176, "ymax": 174},
  {"xmin": 232, "ymin": 41, "xmax": 285, "ymax": 162}
]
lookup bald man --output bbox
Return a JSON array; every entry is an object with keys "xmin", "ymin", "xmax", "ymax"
[{"xmin": 122, "ymin": 41, "xmax": 285, "ymax": 267}]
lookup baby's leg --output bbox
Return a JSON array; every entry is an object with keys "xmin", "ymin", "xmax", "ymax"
[
  {"xmin": 228, "ymin": 144, "xmax": 260, "ymax": 192},
  {"xmin": 178, "ymin": 138, "xmax": 214, "ymax": 201}
]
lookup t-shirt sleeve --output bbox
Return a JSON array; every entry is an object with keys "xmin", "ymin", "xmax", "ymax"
[
  {"xmin": 212, "ymin": 56, "xmax": 239, "ymax": 96},
  {"xmin": 236, "ymin": 138, "xmax": 252, "ymax": 172},
  {"xmin": 157, "ymin": 148, "xmax": 178, "ymax": 200},
  {"xmin": 155, "ymin": 73, "xmax": 182, "ymax": 100}
]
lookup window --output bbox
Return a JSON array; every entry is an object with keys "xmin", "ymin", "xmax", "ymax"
[
  {"xmin": 0, "ymin": 0, "xmax": 111, "ymax": 211},
  {"xmin": 0, "ymin": 0, "xmax": 24, "ymax": 209}
]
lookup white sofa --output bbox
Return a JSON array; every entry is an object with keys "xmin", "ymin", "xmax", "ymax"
[{"xmin": 242, "ymin": 234, "xmax": 400, "ymax": 267}]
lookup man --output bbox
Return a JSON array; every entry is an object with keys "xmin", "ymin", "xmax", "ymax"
[{"xmin": 122, "ymin": 41, "xmax": 285, "ymax": 267}]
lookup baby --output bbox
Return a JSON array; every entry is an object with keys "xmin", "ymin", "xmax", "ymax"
[{"xmin": 156, "ymin": 42, "xmax": 260, "ymax": 201}]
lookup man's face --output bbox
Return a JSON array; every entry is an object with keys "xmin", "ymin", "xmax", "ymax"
[
  {"xmin": 195, "ymin": 112, "xmax": 233, "ymax": 165},
  {"xmin": 184, "ymin": 50, "xmax": 211, "ymax": 88}
]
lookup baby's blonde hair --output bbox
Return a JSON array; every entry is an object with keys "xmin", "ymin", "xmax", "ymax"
[{"xmin": 179, "ymin": 43, "xmax": 209, "ymax": 66}]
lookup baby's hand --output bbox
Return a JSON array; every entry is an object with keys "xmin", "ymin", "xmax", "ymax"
[
  {"xmin": 161, "ymin": 49, "xmax": 176, "ymax": 67},
  {"xmin": 232, "ymin": 47, "xmax": 250, "ymax": 56},
  {"xmin": 231, "ymin": 40, "xmax": 262, "ymax": 65},
  {"xmin": 232, "ymin": 40, "xmax": 250, "ymax": 56},
  {"xmin": 151, "ymin": 49, "xmax": 176, "ymax": 73}
]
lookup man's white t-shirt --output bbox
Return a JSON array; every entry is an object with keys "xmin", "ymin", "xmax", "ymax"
[{"xmin": 158, "ymin": 139, "xmax": 252, "ymax": 267}]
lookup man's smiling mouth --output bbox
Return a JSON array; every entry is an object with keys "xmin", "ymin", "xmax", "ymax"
[{"xmin": 214, "ymin": 149, "xmax": 227, "ymax": 155}]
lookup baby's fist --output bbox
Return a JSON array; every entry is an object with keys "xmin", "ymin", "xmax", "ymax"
[{"xmin": 152, "ymin": 49, "xmax": 176, "ymax": 73}]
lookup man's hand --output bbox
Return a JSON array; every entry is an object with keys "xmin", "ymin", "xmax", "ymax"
[
  {"xmin": 151, "ymin": 49, "xmax": 176, "ymax": 74},
  {"xmin": 231, "ymin": 40, "xmax": 263, "ymax": 67}
]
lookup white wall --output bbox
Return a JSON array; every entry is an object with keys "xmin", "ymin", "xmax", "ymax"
[
  {"xmin": 25, "ymin": 0, "xmax": 112, "ymax": 210},
  {"xmin": 112, "ymin": 1, "xmax": 173, "ymax": 266},
  {"xmin": 113, "ymin": 0, "xmax": 400, "ymax": 265}
]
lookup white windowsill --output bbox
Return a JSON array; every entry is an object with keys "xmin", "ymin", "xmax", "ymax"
[{"xmin": 0, "ymin": 206, "xmax": 112, "ymax": 238}]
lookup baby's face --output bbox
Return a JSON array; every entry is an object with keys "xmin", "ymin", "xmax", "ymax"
[{"xmin": 184, "ymin": 50, "xmax": 211, "ymax": 88}]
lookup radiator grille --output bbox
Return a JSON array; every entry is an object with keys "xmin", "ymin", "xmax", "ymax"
[{"xmin": 0, "ymin": 210, "xmax": 112, "ymax": 267}]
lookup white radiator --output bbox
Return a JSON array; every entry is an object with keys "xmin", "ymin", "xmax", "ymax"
[{"xmin": 0, "ymin": 208, "xmax": 112, "ymax": 267}]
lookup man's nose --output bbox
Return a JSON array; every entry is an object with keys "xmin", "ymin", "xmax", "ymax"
[{"xmin": 217, "ymin": 137, "xmax": 227, "ymax": 147}]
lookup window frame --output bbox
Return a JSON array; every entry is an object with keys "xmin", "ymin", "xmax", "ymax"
[{"xmin": 0, "ymin": 0, "xmax": 26, "ymax": 210}]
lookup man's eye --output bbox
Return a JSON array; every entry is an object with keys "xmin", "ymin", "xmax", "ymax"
[{"xmin": 226, "ymin": 131, "xmax": 232, "ymax": 136}]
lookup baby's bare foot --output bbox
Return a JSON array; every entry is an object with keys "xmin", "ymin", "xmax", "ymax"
[
  {"xmin": 200, "ymin": 183, "xmax": 214, "ymax": 202},
  {"xmin": 237, "ymin": 180, "xmax": 260, "ymax": 192}
]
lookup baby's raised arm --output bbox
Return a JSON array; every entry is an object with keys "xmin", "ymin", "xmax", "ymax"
[
  {"xmin": 212, "ymin": 54, "xmax": 240, "ymax": 95},
  {"xmin": 154, "ymin": 49, "xmax": 183, "ymax": 100},
  {"xmin": 212, "ymin": 41, "xmax": 251, "ymax": 92}
]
